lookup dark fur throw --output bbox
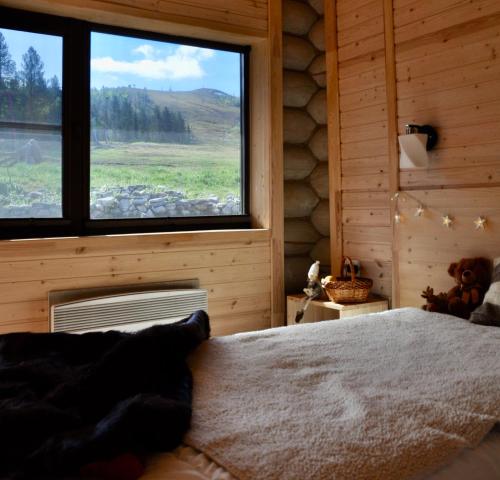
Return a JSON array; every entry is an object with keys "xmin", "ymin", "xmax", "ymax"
[{"xmin": 0, "ymin": 310, "xmax": 210, "ymax": 479}]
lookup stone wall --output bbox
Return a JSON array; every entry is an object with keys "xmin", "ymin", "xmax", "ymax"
[
  {"xmin": 0, "ymin": 186, "xmax": 240, "ymax": 219},
  {"xmin": 282, "ymin": 0, "xmax": 329, "ymax": 293}
]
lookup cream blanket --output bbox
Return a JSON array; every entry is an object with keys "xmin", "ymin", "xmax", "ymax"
[{"xmin": 185, "ymin": 308, "xmax": 500, "ymax": 480}]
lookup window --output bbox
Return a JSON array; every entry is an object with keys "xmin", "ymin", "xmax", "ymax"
[
  {"xmin": 0, "ymin": 8, "xmax": 249, "ymax": 239},
  {"xmin": 0, "ymin": 29, "xmax": 63, "ymax": 219}
]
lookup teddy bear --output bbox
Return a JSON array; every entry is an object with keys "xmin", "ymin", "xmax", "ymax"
[{"xmin": 421, "ymin": 257, "xmax": 492, "ymax": 319}]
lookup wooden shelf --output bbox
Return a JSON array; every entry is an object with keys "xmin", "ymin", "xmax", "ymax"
[{"xmin": 286, "ymin": 294, "xmax": 389, "ymax": 325}]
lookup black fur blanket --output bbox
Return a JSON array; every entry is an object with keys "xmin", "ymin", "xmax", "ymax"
[{"xmin": 0, "ymin": 310, "xmax": 210, "ymax": 479}]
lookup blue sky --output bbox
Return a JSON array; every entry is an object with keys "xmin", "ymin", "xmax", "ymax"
[
  {"xmin": 0, "ymin": 28, "xmax": 62, "ymax": 82},
  {"xmin": 91, "ymin": 33, "xmax": 241, "ymax": 96},
  {"xmin": 0, "ymin": 28, "xmax": 241, "ymax": 96}
]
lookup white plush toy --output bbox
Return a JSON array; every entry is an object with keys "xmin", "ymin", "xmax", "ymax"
[{"xmin": 295, "ymin": 260, "xmax": 323, "ymax": 323}]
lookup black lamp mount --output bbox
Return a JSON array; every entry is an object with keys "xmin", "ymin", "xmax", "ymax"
[{"xmin": 404, "ymin": 124, "xmax": 438, "ymax": 151}]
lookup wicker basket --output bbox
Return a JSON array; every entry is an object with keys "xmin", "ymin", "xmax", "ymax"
[{"xmin": 323, "ymin": 257, "xmax": 373, "ymax": 303}]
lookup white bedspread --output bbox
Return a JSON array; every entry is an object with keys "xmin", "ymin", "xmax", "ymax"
[
  {"xmin": 142, "ymin": 430, "xmax": 500, "ymax": 480},
  {"xmin": 180, "ymin": 308, "xmax": 500, "ymax": 480}
]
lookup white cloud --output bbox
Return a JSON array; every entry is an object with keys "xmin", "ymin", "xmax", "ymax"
[
  {"xmin": 91, "ymin": 45, "xmax": 215, "ymax": 80},
  {"xmin": 132, "ymin": 44, "xmax": 156, "ymax": 59}
]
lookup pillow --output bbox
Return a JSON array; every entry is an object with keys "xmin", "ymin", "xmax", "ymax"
[{"xmin": 470, "ymin": 258, "xmax": 500, "ymax": 326}]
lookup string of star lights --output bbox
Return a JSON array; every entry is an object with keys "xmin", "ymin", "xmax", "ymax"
[{"xmin": 391, "ymin": 191, "xmax": 488, "ymax": 231}]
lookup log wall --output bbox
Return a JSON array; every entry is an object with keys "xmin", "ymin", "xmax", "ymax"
[{"xmin": 282, "ymin": 0, "xmax": 330, "ymax": 293}]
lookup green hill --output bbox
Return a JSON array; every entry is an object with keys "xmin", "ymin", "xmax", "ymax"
[{"xmin": 118, "ymin": 87, "xmax": 241, "ymax": 144}]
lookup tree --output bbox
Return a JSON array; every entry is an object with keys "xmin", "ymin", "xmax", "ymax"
[
  {"xmin": 0, "ymin": 32, "xmax": 16, "ymax": 87},
  {"xmin": 48, "ymin": 75, "xmax": 60, "ymax": 91},
  {"xmin": 20, "ymin": 47, "xmax": 47, "ymax": 118},
  {"xmin": 47, "ymin": 75, "xmax": 62, "ymax": 123}
]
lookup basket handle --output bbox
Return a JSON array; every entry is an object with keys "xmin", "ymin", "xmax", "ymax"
[{"xmin": 342, "ymin": 256, "xmax": 356, "ymax": 282}]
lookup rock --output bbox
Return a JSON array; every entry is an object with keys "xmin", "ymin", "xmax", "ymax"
[
  {"xmin": 309, "ymin": 54, "xmax": 326, "ymax": 87},
  {"xmin": 283, "ymin": 35, "xmax": 316, "ymax": 71},
  {"xmin": 19, "ymin": 139, "xmax": 42, "ymax": 164},
  {"xmin": 308, "ymin": 0, "xmax": 324, "ymax": 15},
  {"xmin": 283, "ymin": 71, "xmax": 318, "ymax": 108},
  {"xmin": 311, "ymin": 200, "xmax": 330, "ymax": 236},
  {"xmin": 284, "ymin": 256, "xmax": 314, "ymax": 294},
  {"xmin": 152, "ymin": 205, "xmax": 167, "ymax": 215},
  {"xmin": 283, "ymin": 0, "xmax": 317, "ymax": 35},
  {"xmin": 309, "ymin": 163, "xmax": 329, "ymax": 198},
  {"xmin": 308, "ymin": 127, "xmax": 328, "ymax": 161},
  {"xmin": 98, "ymin": 196, "xmax": 116, "ymax": 209},
  {"xmin": 284, "ymin": 182, "xmax": 319, "ymax": 218},
  {"xmin": 119, "ymin": 198, "xmax": 130, "ymax": 211},
  {"xmin": 310, "ymin": 237, "xmax": 331, "ymax": 266},
  {"xmin": 149, "ymin": 197, "xmax": 166, "ymax": 206},
  {"xmin": 284, "ymin": 145, "xmax": 317, "ymax": 180},
  {"xmin": 283, "ymin": 108, "xmax": 316, "ymax": 144},
  {"xmin": 309, "ymin": 18, "xmax": 325, "ymax": 51},
  {"xmin": 307, "ymin": 89, "xmax": 327, "ymax": 125},
  {"xmin": 222, "ymin": 203, "xmax": 234, "ymax": 215},
  {"xmin": 0, "ymin": 183, "xmax": 243, "ymax": 222}
]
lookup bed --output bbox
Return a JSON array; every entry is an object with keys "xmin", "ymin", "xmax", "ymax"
[{"xmin": 142, "ymin": 308, "xmax": 500, "ymax": 480}]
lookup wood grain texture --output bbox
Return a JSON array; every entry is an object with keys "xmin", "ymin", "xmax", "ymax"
[
  {"xmin": 1, "ymin": 0, "xmax": 268, "ymax": 38},
  {"xmin": 325, "ymin": 0, "xmax": 343, "ymax": 277},
  {"xmin": 332, "ymin": 0, "xmax": 500, "ymax": 307},
  {"xmin": 268, "ymin": 0, "xmax": 285, "ymax": 326},
  {"xmin": 0, "ymin": 0, "xmax": 282, "ymax": 334},
  {"xmin": 0, "ymin": 230, "xmax": 273, "ymax": 334},
  {"xmin": 397, "ymin": 187, "xmax": 500, "ymax": 307},
  {"xmin": 383, "ymin": 0, "xmax": 400, "ymax": 306},
  {"xmin": 332, "ymin": 0, "xmax": 392, "ymax": 300}
]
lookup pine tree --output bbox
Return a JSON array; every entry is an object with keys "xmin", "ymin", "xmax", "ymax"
[
  {"xmin": 20, "ymin": 47, "xmax": 47, "ymax": 119},
  {"xmin": 0, "ymin": 32, "xmax": 16, "ymax": 87},
  {"xmin": 47, "ymin": 75, "xmax": 62, "ymax": 123}
]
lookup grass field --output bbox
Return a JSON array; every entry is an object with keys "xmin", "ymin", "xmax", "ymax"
[
  {"xmin": 0, "ymin": 141, "xmax": 241, "ymax": 205},
  {"xmin": 91, "ymin": 142, "xmax": 241, "ymax": 199}
]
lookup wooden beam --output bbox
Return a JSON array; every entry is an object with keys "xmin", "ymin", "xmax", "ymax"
[
  {"xmin": 268, "ymin": 0, "xmax": 285, "ymax": 327},
  {"xmin": 383, "ymin": 0, "xmax": 400, "ymax": 307},
  {"xmin": 325, "ymin": 0, "xmax": 343, "ymax": 277},
  {"xmin": 1, "ymin": 0, "xmax": 268, "ymax": 40}
]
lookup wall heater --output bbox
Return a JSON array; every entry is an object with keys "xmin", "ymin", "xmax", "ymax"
[{"xmin": 50, "ymin": 289, "xmax": 208, "ymax": 333}]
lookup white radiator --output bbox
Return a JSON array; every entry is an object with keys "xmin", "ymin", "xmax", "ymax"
[{"xmin": 50, "ymin": 289, "xmax": 208, "ymax": 333}]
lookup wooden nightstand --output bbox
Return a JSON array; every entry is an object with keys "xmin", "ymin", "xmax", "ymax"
[{"xmin": 286, "ymin": 294, "xmax": 389, "ymax": 325}]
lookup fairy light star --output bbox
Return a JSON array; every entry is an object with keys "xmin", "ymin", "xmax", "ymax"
[
  {"xmin": 442, "ymin": 214, "xmax": 453, "ymax": 228},
  {"xmin": 474, "ymin": 216, "xmax": 487, "ymax": 230},
  {"xmin": 414, "ymin": 205, "xmax": 425, "ymax": 217},
  {"xmin": 394, "ymin": 211, "xmax": 402, "ymax": 224}
]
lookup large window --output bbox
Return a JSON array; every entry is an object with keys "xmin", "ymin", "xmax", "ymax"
[{"xmin": 0, "ymin": 8, "xmax": 249, "ymax": 239}]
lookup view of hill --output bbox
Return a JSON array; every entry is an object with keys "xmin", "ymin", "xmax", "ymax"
[{"xmin": 115, "ymin": 87, "xmax": 241, "ymax": 144}]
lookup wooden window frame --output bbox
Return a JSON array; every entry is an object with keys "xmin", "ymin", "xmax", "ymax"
[{"xmin": 0, "ymin": 6, "xmax": 251, "ymax": 239}]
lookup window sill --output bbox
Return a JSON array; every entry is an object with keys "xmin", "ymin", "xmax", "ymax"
[{"xmin": 0, "ymin": 228, "xmax": 271, "ymax": 251}]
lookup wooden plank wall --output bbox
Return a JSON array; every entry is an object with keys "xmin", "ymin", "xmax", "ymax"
[
  {"xmin": 0, "ymin": 0, "xmax": 284, "ymax": 334},
  {"xmin": 395, "ymin": 1, "xmax": 500, "ymax": 189},
  {"xmin": 393, "ymin": 0, "xmax": 500, "ymax": 306},
  {"xmin": 398, "ymin": 187, "xmax": 500, "ymax": 306},
  {"xmin": 327, "ymin": 0, "xmax": 500, "ymax": 306},
  {"xmin": 0, "ymin": 231, "xmax": 272, "ymax": 336},
  {"xmin": 334, "ymin": 0, "xmax": 393, "ymax": 298},
  {"xmin": 2, "ymin": 0, "xmax": 269, "ymax": 38}
]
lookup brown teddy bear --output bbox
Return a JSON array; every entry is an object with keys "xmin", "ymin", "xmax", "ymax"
[{"xmin": 421, "ymin": 257, "xmax": 492, "ymax": 319}]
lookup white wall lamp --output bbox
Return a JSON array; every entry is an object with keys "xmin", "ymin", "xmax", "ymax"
[{"xmin": 398, "ymin": 124, "xmax": 438, "ymax": 168}]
